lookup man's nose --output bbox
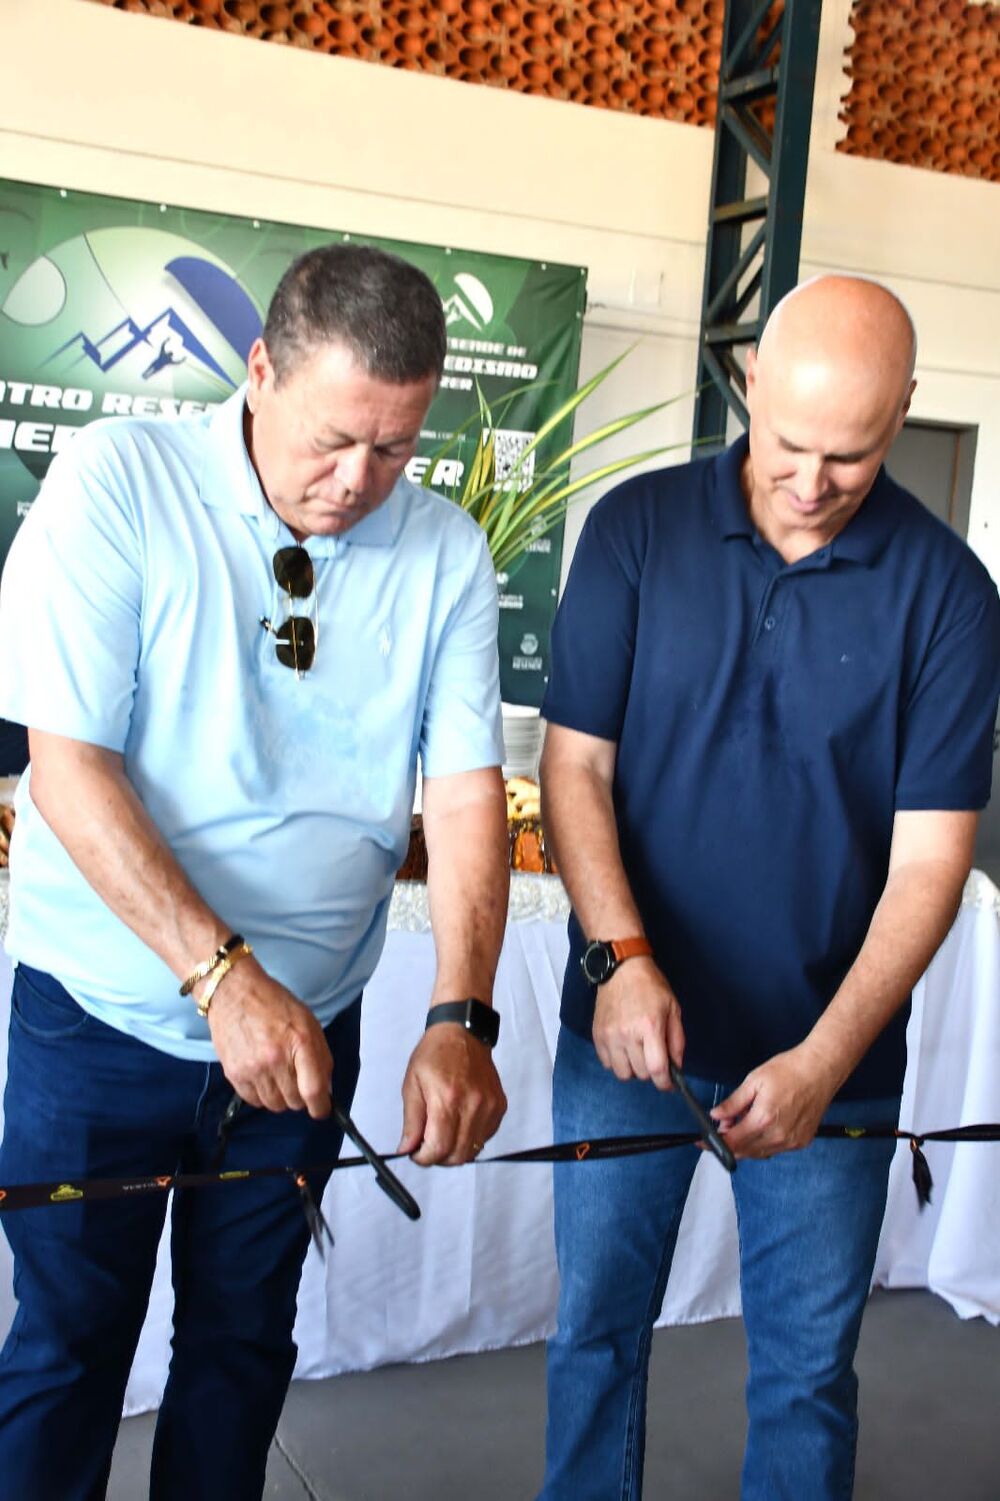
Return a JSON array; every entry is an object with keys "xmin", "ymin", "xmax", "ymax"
[
  {"xmin": 795, "ymin": 456, "xmax": 827, "ymax": 503},
  {"xmin": 337, "ymin": 444, "xmax": 372, "ymax": 496}
]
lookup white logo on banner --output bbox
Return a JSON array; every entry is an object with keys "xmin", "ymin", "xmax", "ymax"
[{"xmin": 442, "ymin": 273, "xmax": 494, "ymax": 331}]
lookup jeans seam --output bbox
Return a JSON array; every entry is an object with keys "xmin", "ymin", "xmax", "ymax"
[
  {"xmin": 620, "ymin": 1200, "xmax": 686, "ymax": 1501},
  {"xmin": 192, "ymin": 1064, "xmax": 217, "ymax": 1132}
]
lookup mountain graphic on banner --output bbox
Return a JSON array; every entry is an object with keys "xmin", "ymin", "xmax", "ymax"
[{"xmin": 47, "ymin": 306, "xmax": 236, "ymax": 388}]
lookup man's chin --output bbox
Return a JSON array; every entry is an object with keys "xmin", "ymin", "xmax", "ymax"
[{"xmin": 304, "ymin": 504, "xmax": 369, "ymax": 536}]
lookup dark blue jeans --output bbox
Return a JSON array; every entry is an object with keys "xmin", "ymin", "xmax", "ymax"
[
  {"xmin": 0, "ymin": 963, "xmax": 362, "ymax": 1501},
  {"xmin": 542, "ymin": 1026, "xmax": 900, "ymax": 1501}
]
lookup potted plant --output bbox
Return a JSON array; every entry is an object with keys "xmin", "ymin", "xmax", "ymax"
[
  {"xmin": 408, "ymin": 353, "xmax": 712, "ymax": 875},
  {"xmin": 424, "ymin": 347, "xmax": 700, "ymax": 576}
]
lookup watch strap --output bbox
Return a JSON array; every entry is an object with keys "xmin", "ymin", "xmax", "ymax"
[
  {"xmin": 609, "ymin": 937, "xmax": 653, "ymax": 964},
  {"xmin": 581, "ymin": 935, "xmax": 654, "ymax": 985},
  {"xmin": 425, "ymin": 998, "xmax": 500, "ymax": 1049}
]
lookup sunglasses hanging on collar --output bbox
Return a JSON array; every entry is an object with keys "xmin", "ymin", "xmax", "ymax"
[{"xmin": 259, "ymin": 545, "xmax": 317, "ymax": 675}]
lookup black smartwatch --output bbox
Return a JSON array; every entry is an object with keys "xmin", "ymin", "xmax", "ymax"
[
  {"xmin": 580, "ymin": 936, "xmax": 653, "ymax": 986},
  {"xmin": 425, "ymin": 998, "xmax": 500, "ymax": 1049}
]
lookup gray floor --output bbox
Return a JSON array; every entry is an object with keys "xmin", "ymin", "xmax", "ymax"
[{"xmin": 109, "ymin": 1288, "xmax": 999, "ymax": 1499}]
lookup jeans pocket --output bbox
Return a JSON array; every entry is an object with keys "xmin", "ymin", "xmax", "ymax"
[{"xmin": 12, "ymin": 965, "xmax": 92, "ymax": 1041}]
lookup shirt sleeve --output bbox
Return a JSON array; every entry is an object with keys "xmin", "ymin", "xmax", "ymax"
[
  {"xmin": 0, "ymin": 429, "xmax": 143, "ymax": 752},
  {"xmin": 419, "ymin": 525, "xmax": 505, "ymax": 777},
  {"xmin": 541, "ymin": 493, "xmax": 642, "ymax": 743},
  {"xmin": 895, "ymin": 577, "xmax": 1000, "ymax": 811}
]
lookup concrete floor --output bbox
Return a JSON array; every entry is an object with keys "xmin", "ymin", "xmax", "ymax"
[{"xmin": 109, "ymin": 1288, "xmax": 1000, "ymax": 1500}]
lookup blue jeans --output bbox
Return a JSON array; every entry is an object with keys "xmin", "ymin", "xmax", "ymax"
[
  {"xmin": 541, "ymin": 1027, "xmax": 900, "ymax": 1501},
  {"xmin": 0, "ymin": 964, "xmax": 362, "ymax": 1501}
]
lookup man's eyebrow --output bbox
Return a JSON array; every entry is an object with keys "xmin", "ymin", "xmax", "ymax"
[
  {"xmin": 316, "ymin": 426, "xmax": 418, "ymax": 448},
  {"xmin": 776, "ymin": 432, "xmax": 875, "ymax": 464}
]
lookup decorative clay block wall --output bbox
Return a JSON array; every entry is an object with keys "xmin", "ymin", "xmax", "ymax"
[
  {"xmin": 83, "ymin": 0, "xmax": 1000, "ymax": 183},
  {"xmin": 80, "ymin": 0, "xmax": 730, "ymax": 125},
  {"xmin": 838, "ymin": 1, "xmax": 999, "ymax": 182}
]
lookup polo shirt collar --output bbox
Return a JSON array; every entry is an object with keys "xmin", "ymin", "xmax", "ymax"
[
  {"xmin": 342, "ymin": 486, "xmax": 407, "ymax": 548},
  {"xmin": 199, "ymin": 384, "xmax": 267, "ymax": 523},
  {"xmin": 713, "ymin": 434, "xmax": 755, "ymax": 540},
  {"xmin": 711, "ymin": 431, "xmax": 897, "ymax": 566},
  {"xmin": 826, "ymin": 468, "xmax": 897, "ymax": 565},
  {"xmin": 198, "ymin": 383, "xmax": 407, "ymax": 553}
]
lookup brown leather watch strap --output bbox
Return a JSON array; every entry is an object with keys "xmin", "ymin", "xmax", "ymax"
[{"xmin": 609, "ymin": 937, "xmax": 654, "ymax": 964}]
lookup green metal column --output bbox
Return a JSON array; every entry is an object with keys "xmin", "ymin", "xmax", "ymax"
[{"xmin": 693, "ymin": 0, "xmax": 823, "ymax": 452}]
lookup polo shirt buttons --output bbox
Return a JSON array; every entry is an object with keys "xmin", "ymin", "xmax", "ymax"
[{"xmin": 764, "ymin": 616, "xmax": 776, "ymax": 631}]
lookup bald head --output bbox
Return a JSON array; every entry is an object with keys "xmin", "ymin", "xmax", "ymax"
[
  {"xmin": 756, "ymin": 275, "xmax": 916, "ymax": 417},
  {"xmin": 743, "ymin": 276, "xmax": 918, "ymax": 563}
]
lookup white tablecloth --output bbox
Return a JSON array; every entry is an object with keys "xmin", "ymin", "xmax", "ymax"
[{"xmin": 0, "ymin": 872, "xmax": 997, "ymax": 1417}]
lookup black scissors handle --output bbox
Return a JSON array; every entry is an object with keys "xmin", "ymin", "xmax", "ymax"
[
  {"xmin": 669, "ymin": 1061, "xmax": 737, "ymax": 1174},
  {"xmin": 215, "ymin": 1090, "xmax": 421, "ymax": 1221},
  {"xmin": 330, "ymin": 1099, "xmax": 422, "ymax": 1221}
]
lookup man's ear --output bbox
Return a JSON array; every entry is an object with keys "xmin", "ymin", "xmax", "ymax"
[
  {"xmin": 245, "ymin": 338, "xmax": 273, "ymax": 412},
  {"xmin": 901, "ymin": 377, "xmax": 916, "ymax": 421}
]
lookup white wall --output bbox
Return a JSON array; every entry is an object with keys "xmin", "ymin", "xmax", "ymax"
[{"xmin": 1, "ymin": 0, "xmax": 998, "ymax": 582}]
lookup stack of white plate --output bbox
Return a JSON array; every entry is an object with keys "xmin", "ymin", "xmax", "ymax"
[{"xmin": 501, "ymin": 703, "xmax": 543, "ymax": 781}]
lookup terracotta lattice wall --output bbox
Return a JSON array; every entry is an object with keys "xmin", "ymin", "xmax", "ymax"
[
  {"xmin": 79, "ymin": 0, "xmax": 736, "ymax": 126},
  {"xmin": 83, "ymin": 0, "xmax": 1000, "ymax": 183},
  {"xmin": 838, "ymin": 1, "xmax": 1000, "ymax": 182}
]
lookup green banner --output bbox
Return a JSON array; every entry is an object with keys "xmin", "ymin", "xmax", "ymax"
[{"xmin": 0, "ymin": 179, "xmax": 586, "ymax": 705}]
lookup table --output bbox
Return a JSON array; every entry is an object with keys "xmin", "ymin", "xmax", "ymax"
[{"xmin": 0, "ymin": 871, "xmax": 997, "ymax": 1417}]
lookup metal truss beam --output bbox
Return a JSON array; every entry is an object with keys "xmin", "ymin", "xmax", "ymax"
[{"xmin": 693, "ymin": 0, "xmax": 823, "ymax": 451}]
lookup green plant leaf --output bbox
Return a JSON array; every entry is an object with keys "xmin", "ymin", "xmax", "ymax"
[{"xmin": 422, "ymin": 345, "xmax": 722, "ymax": 577}]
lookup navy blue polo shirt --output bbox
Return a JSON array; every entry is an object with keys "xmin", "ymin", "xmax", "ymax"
[{"xmin": 542, "ymin": 436, "xmax": 1000, "ymax": 1098}]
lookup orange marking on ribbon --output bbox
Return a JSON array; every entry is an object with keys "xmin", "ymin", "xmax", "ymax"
[{"xmin": 576, "ymin": 1143, "xmax": 591, "ymax": 1161}]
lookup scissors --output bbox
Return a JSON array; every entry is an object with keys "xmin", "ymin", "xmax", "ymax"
[
  {"xmin": 669, "ymin": 1061, "xmax": 737, "ymax": 1174},
  {"xmin": 214, "ymin": 1091, "xmax": 421, "ymax": 1223}
]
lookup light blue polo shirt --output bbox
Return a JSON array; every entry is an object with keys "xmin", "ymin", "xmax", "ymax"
[{"xmin": 0, "ymin": 387, "xmax": 503, "ymax": 1059}]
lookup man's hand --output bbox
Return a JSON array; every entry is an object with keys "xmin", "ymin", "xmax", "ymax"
[
  {"xmin": 0, "ymin": 805, "xmax": 14, "ymax": 868},
  {"xmin": 205, "ymin": 958, "xmax": 334, "ymax": 1120},
  {"xmin": 397, "ymin": 1023, "xmax": 507, "ymax": 1166},
  {"xmin": 710, "ymin": 1044, "xmax": 840, "ymax": 1160},
  {"xmin": 592, "ymin": 957, "xmax": 686, "ymax": 1091},
  {"xmin": 712, "ymin": 810, "xmax": 980, "ymax": 1162}
]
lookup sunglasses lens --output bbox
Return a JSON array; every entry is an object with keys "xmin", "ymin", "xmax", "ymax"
[
  {"xmin": 274, "ymin": 616, "xmax": 316, "ymax": 671},
  {"xmin": 273, "ymin": 545, "xmax": 314, "ymax": 598}
]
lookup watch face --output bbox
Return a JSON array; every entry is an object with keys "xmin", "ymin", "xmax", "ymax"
[
  {"xmin": 581, "ymin": 941, "xmax": 614, "ymax": 985},
  {"xmin": 481, "ymin": 1006, "xmax": 501, "ymax": 1047},
  {"xmin": 464, "ymin": 998, "xmax": 500, "ymax": 1048}
]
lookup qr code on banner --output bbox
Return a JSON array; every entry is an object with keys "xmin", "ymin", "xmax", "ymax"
[{"xmin": 491, "ymin": 428, "xmax": 536, "ymax": 492}]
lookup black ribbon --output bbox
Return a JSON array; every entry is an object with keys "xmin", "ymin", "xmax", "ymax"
[{"xmin": 0, "ymin": 1125, "xmax": 996, "ymax": 1225}]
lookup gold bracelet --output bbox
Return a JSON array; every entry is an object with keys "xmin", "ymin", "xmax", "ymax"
[
  {"xmin": 179, "ymin": 934, "xmax": 245, "ymax": 996},
  {"xmin": 194, "ymin": 942, "xmax": 253, "ymax": 1018}
]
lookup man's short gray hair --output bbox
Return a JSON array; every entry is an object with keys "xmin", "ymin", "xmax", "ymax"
[{"xmin": 262, "ymin": 243, "xmax": 447, "ymax": 385}]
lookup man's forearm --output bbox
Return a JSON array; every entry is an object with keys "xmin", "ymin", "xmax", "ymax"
[
  {"xmin": 801, "ymin": 858, "xmax": 968, "ymax": 1094},
  {"xmin": 542, "ymin": 760, "xmax": 643, "ymax": 940},
  {"xmin": 423, "ymin": 771, "xmax": 509, "ymax": 1004},
  {"xmin": 29, "ymin": 731, "xmax": 230, "ymax": 980}
]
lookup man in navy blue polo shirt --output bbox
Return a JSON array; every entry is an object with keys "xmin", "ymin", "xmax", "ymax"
[{"xmin": 538, "ymin": 276, "xmax": 1000, "ymax": 1501}]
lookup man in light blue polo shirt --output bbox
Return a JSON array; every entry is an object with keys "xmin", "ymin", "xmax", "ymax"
[{"xmin": 0, "ymin": 244, "xmax": 510, "ymax": 1499}]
